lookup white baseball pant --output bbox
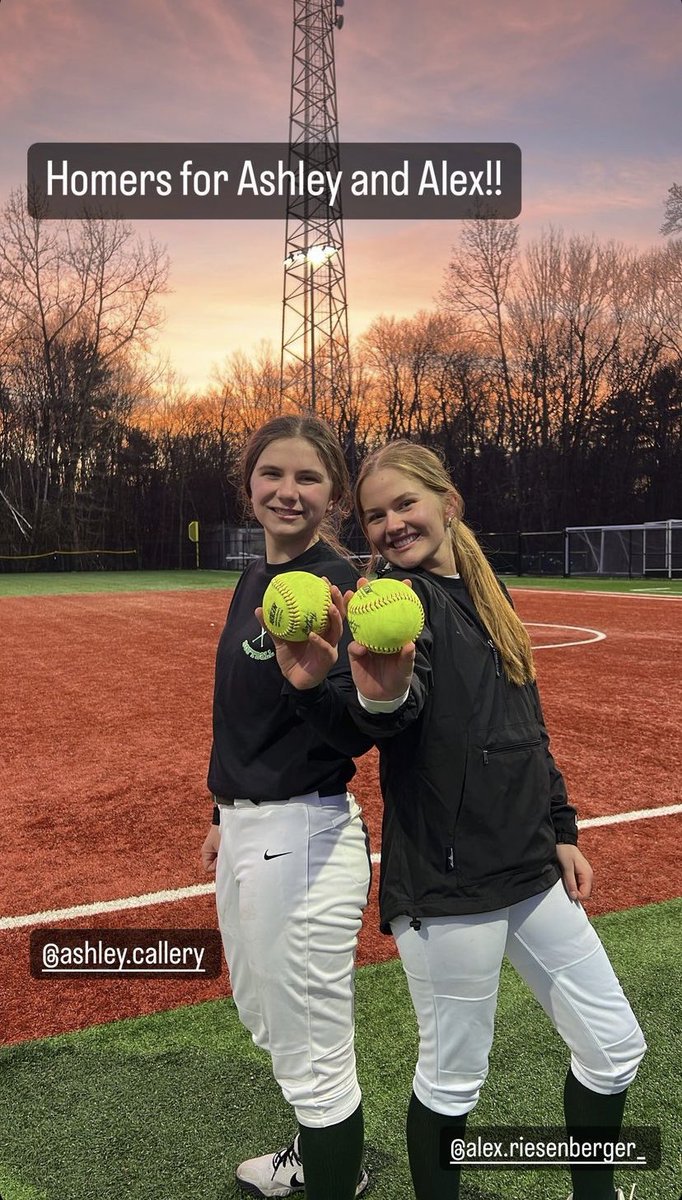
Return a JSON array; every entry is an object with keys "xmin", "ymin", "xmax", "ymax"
[
  {"xmin": 391, "ymin": 879, "xmax": 646, "ymax": 1116},
  {"xmin": 215, "ymin": 791, "xmax": 371, "ymax": 1127}
]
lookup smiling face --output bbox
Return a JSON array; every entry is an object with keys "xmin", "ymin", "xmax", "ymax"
[
  {"xmin": 249, "ymin": 436, "xmax": 334, "ymax": 562},
  {"xmin": 359, "ymin": 466, "xmax": 458, "ymax": 576}
]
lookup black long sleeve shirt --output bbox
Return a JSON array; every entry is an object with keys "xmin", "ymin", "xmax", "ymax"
[{"xmin": 207, "ymin": 541, "xmax": 372, "ymax": 803}]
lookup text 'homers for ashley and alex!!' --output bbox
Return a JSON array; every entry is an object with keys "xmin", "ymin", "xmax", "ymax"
[
  {"xmin": 44, "ymin": 157, "xmax": 504, "ymax": 202},
  {"xmin": 27, "ymin": 144, "xmax": 522, "ymax": 219}
]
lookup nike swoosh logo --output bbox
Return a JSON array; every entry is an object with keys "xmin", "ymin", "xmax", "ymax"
[
  {"xmin": 290, "ymin": 1173, "xmax": 304, "ymax": 1188},
  {"xmin": 264, "ymin": 850, "xmax": 293, "ymax": 860}
]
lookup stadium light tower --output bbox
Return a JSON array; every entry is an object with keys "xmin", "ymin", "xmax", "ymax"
[{"xmin": 280, "ymin": 0, "xmax": 350, "ymax": 415}]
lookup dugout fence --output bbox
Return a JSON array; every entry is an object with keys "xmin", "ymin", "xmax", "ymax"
[
  {"xmin": 199, "ymin": 522, "xmax": 369, "ymax": 570},
  {"xmin": 479, "ymin": 531, "xmax": 565, "ymax": 577}
]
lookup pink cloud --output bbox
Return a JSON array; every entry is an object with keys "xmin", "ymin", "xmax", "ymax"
[{"xmin": 1, "ymin": 0, "xmax": 678, "ymax": 392}]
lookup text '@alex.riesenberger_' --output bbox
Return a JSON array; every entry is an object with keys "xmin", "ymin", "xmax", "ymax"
[
  {"xmin": 29, "ymin": 928, "xmax": 222, "ymax": 979},
  {"xmin": 438, "ymin": 1128, "xmax": 661, "ymax": 1170}
]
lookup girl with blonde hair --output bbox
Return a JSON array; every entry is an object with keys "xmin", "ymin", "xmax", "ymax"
[{"xmin": 289, "ymin": 439, "xmax": 645, "ymax": 1200}]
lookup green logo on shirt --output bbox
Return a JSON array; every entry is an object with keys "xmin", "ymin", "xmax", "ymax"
[{"xmin": 242, "ymin": 627, "xmax": 275, "ymax": 661}]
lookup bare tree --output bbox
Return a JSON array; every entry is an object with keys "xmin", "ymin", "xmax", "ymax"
[
  {"xmin": 661, "ymin": 183, "xmax": 682, "ymax": 237},
  {"xmin": 358, "ymin": 311, "xmax": 466, "ymax": 442},
  {"xmin": 209, "ymin": 343, "xmax": 282, "ymax": 438},
  {"xmin": 440, "ymin": 220, "xmax": 519, "ymax": 399},
  {"xmin": 0, "ymin": 188, "xmax": 169, "ymax": 549}
]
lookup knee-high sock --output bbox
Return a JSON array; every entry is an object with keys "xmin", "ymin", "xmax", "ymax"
[
  {"xmin": 407, "ymin": 1091, "xmax": 467, "ymax": 1200},
  {"xmin": 564, "ymin": 1068, "xmax": 628, "ymax": 1200},
  {"xmin": 298, "ymin": 1102, "xmax": 364, "ymax": 1200}
]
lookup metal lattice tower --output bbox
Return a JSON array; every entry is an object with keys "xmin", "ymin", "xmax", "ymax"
[{"xmin": 280, "ymin": 0, "xmax": 350, "ymax": 415}]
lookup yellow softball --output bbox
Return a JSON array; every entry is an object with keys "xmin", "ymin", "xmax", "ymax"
[
  {"xmin": 261, "ymin": 571, "xmax": 332, "ymax": 642},
  {"xmin": 346, "ymin": 579, "xmax": 425, "ymax": 654}
]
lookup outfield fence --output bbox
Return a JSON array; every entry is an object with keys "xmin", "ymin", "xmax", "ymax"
[
  {"xmin": 0, "ymin": 548, "xmax": 139, "ymax": 573},
  {"xmin": 3, "ymin": 520, "xmax": 680, "ymax": 577}
]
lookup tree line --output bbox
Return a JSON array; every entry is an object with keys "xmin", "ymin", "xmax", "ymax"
[{"xmin": 1, "ymin": 189, "xmax": 680, "ymax": 569}]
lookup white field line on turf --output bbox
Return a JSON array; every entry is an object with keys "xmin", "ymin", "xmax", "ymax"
[
  {"xmin": 2, "ymin": 804, "xmax": 682, "ymax": 931},
  {"xmin": 510, "ymin": 587, "xmax": 682, "ymax": 601},
  {"xmin": 528, "ymin": 622, "xmax": 606, "ymax": 650}
]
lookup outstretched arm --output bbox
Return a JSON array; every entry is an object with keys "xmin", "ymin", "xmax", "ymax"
[
  {"xmin": 263, "ymin": 584, "xmax": 374, "ymax": 757},
  {"xmin": 255, "ymin": 585, "xmax": 345, "ymax": 692}
]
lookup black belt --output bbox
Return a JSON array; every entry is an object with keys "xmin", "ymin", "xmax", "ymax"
[{"xmin": 213, "ymin": 785, "xmax": 344, "ymax": 806}]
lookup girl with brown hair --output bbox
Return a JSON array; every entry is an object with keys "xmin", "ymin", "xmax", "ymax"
[{"xmin": 201, "ymin": 414, "xmax": 370, "ymax": 1200}]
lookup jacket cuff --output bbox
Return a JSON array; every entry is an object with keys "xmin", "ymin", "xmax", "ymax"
[
  {"xmin": 357, "ymin": 687, "xmax": 410, "ymax": 713},
  {"xmin": 554, "ymin": 825, "xmax": 578, "ymax": 845}
]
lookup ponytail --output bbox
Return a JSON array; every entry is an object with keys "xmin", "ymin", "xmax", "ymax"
[{"xmin": 451, "ymin": 520, "xmax": 535, "ymax": 685}]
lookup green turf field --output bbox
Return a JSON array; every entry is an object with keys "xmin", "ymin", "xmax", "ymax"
[
  {"xmin": 504, "ymin": 575, "xmax": 682, "ymax": 595},
  {"xmin": 0, "ymin": 569, "xmax": 680, "ymax": 597},
  {"xmin": 1, "ymin": 899, "xmax": 679, "ymax": 1200},
  {"xmin": 0, "ymin": 570, "xmax": 241, "ymax": 596}
]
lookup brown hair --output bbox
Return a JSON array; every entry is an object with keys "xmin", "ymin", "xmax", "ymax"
[
  {"xmin": 241, "ymin": 413, "xmax": 352, "ymax": 559},
  {"xmin": 355, "ymin": 441, "xmax": 536, "ymax": 686}
]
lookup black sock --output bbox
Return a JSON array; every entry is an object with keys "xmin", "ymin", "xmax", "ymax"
[
  {"xmin": 564, "ymin": 1068, "xmax": 628, "ymax": 1200},
  {"xmin": 298, "ymin": 1101, "xmax": 364, "ymax": 1200},
  {"xmin": 406, "ymin": 1090, "xmax": 467, "ymax": 1200}
]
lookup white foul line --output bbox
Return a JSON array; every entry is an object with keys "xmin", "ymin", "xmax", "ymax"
[
  {"xmin": 578, "ymin": 804, "xmax": 682, "ymax": 829},
  {"xmin": 0, "ymin": 882, "xmax": 216, "ymax": 931},
  {"xmin": 2, "ymin": 804, "xmax": 681, "ymax": 932}
]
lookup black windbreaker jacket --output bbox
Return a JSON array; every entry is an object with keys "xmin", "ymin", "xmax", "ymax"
[{"xmin": 291, "ymin": 569, "xmax": 578, "ymax": 931}]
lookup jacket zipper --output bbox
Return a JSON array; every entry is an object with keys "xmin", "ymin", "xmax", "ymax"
[
  {"xmin": 487, "ymin": 639, "xmax": 502, "ymax": 677},
  {"xmin": 483, "ymin": 738, "xmax": 542, "ymax": 765}
]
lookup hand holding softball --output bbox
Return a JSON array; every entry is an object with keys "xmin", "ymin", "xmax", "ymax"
[
  {"xmin": 346, "ymin": 578, "xmax": 425, "ymax": 654},
  {"xmin": 342, "ymin": 577, "xmax": 421, "ymax": 703},
  {"xmin": 261, "ymin": 571, "xmax": 332, "ymax": 642},
  {"xmin": 255, "ymin": 582, "xmax": 344, "ymax": 691}
]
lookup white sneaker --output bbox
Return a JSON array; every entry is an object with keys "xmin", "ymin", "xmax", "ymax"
[{"xmin": 236, "ymin": 1132, "xmax": 369, "ymax": 1197}]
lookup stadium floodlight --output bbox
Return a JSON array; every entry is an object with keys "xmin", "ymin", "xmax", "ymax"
[
  {"xmin": 284, "ymin": 242, "xmax": 340, "ymax": 269},
  {"xmin": 306, "ymin": 242, "xmax": 340, "ymax": 266},
  {"xmin": 284, "ymin": 249, "xmax": 308, "ymax": 269}
]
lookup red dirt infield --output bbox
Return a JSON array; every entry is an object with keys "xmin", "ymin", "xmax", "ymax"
[{"xmin": 1, "ymin": 587, "xmax": 680, "ymax": 1045}]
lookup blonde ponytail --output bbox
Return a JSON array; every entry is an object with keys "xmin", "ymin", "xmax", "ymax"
[
  {"xmin": 355, "ymin": 441, "xmax": 536, "ymax": 686},
  {"xmin": 451, "ymin": 521, "xmax": 535, "ymax": 685}
]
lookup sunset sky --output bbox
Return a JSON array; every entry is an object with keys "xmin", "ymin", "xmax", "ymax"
[{"xmin": 2, "ymin": 0, "xmax": 679, "ymax": 392}]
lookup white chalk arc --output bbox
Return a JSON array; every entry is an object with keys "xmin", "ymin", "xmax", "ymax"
[{"xmin": 526, "ymin": 622, "xmax": 607, "ymax": 650}]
